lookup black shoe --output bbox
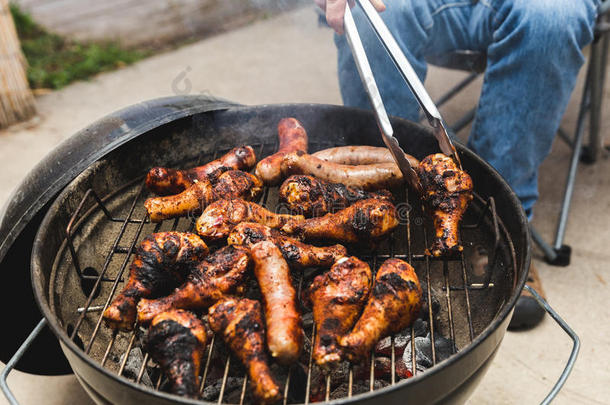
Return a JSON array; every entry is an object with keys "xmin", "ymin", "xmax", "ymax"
[{"xmin": 508, "ymin": 264, "xmax": 545, "ymax": 331}]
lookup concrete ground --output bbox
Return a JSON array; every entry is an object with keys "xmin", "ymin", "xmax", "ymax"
[{"xmin": 1, "ymin": 6, "xmax": 609, "ymax": 405}]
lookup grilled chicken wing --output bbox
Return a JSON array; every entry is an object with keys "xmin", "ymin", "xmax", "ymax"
[
  {"xmin": 279, "ymin": 175, "xmax": 392, "ymax": 217},
  {"xmin": 196, "ymin": 199, "xmax": 304, "ymax": 241},
  {"xmin": 227, "ymin": 222, "xmax": 347, "ymax": 269},
  {"xmin": 144, "ymin": 170, "xmax": 263, "ymax": 222},
  {"xmin": 308, "ymin": 256, "xmax": 372, "ymax": 371},
  {"xmin": 419, "ymin": 154, "xmax": 473, "ymax": 257},
  {"xmin": 145, "ymin": 309, "xmax": 208, "ymax": 398},
  {"xmin": 251, "ymin": 240, "xmax": 303, "ymax": 365},
  {"xmin": 281, "ymin": 198, "xmax": 399, "ymax": 244},
  {"xmin": 137, "ymin": 245, "xmax": 251, "ymax": 324},
  {"xmin": 146, "ymin": 146, "xmax": 256, "ymax": 195},
  {"xmin": 338, "ymin": 258, "xmax": 422, "ymax": 362},
  {"xmin": 103, "ymin": 232, "xmax": 209, "ymax": 331},
  {"xmin": 208, "ymin": 297, "xmax": 282, "ymax": 405}
]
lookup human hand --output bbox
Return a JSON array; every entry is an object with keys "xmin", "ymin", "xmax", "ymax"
[{"xmin": 314, "ymin": 0, "xmax": 386, "ymax": 35}]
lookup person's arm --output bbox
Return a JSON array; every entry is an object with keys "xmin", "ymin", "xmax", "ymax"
[{"xmin": 314, "ymin": 0, "xmax": 386, "ymax": 34}]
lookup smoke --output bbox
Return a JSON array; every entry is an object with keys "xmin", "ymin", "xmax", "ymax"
[{"xmin": 248, "ymin": 0, "xmax": 311, "ymax": 12}]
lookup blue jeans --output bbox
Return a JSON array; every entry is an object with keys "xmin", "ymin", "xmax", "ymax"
[{"xmin": 334, "ymin": 0, "xmax": 600, "ymax": 218}]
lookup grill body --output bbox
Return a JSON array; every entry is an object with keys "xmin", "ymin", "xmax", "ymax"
[{"xmin": 31, "ymin": 103, "xmax": 530, "ymax": 404}]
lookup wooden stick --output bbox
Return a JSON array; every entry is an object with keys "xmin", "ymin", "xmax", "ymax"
[{"xmin": 0, "ymin": 0, "xmax": 36, "ymax": 129}]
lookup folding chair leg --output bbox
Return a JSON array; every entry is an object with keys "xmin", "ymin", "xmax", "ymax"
[
  {"xmin": 450, "ymin": 107, "xmax": 476, "ymax": 134},
  {"xmin": 582, "ymin": 34, "xmax": 608, "ymax": 163},
  {"xmin": 533, "ymin": 54, "xmax": 594, "ymax": 266}
]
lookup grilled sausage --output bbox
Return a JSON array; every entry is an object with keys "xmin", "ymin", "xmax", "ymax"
[
  {"xmin": 255, "ymin": 118, "xmax": 308, "ymax": 185},
  {"xmin": 281, "ymin": 151, "xmax": 404, "ymax": 191},
  {"xmin": 146, "ymin": 146, "xmax": 256, "ymax": 195},
  {"xmin": 312, "ymin": 145, "xmax": 420, "ymax": 167},
  {"xmin": 250, "ymin": 240, "xmax": 303, "ymax": 365}
]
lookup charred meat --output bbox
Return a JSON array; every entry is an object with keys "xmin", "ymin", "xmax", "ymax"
[
  {"xmin": 308, "ymin": 256, "xmax": 372, "ymax": 371},
  {"xmin": 418, "ymin": 154, "xmax": 473, "ymax": 257},
  {"xmin": 196, "ymin": 199, "xmax": 304, "ymax": 241},
  {"xmin": 338, "ymin": 258, "xmax": 422, "ymax": 362},
  {"xmin": 279, "ymin": 175, "xmax": 392, "ymax": 217},
  {"xmin": 144, "ymin": 309, "xmax": 208, "ymax": 398},
  {"xmin": 146, "ymin": 146, "xmax": 256, "ymax": 196},
  {"xmin": 137, "ymin": 245, "xmax": 251, "ymax": 324},
  {"xmin": 208, "ymin": 297, "xmax": 282, "ymax": 404},
  {"xmin": 144, "ymin": 170, "xmax": 263, "ymax": 222},
  {"xmin": 103, "ymin": 232, "xmax": 208, "ymax": 331},
  {"xmin": 281, "ymin": 198, "xmax": 399, "ymax": 244},
  {"xmin": 227, "ymin": 222, "xmax": 347, "ymax": 269}
]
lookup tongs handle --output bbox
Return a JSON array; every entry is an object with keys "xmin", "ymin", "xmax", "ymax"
[
  {"xmin": 353, "ymin": 0, "xmax": 462, "ymax": 168},
  {"xmin": 344, "ymin": 4, "xmax": 424, "ymax": 195}
]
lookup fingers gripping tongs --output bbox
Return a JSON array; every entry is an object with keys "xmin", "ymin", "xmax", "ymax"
[{"xmin": 343, "ymin": 0, "xmax": 462, "ymax": 195}]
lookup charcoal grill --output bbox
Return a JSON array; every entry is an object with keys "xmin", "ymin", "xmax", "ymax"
[{"xmin": 0, "ymin": 98, "xmax": 579, "ymax": 404}]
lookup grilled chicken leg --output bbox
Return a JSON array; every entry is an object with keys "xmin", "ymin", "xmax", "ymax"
[
  {"xmin": 196, "ymin": 199, "xmax": 304, "ymax": 241},
  {"xmin": 227, "ymin": 222, "xmax": 347, "ymax": 269},
  {"xmin": 146, "ymin": 146, "xmax": 256, "ymax": 195},
  {"xmin": 208, "ymin": 297, "xmax": 282, "ymax": 405},
  {"xmin": 251, "ymin": 240, "xmax": 303, "ymax": 365},
  {"xmin": 308, "ymin": 256, "xmax": 372, "ymax": 371},
  {"xmin": 103, "ymin": 232, "xmax": 209, "ymax": 331},
  {"xmin": 419, "ymin": 154, "xmax": 473, "ymax": 257},
  {"xmin": 279, "ymin": 175, "xmax": 392, "ymax": 217},
  {"xmin": 137, "ymin": 245, "xmax": 251, "ymax": 324},
  {"xmin": 338, "ymin": 258, "xmax": 422, "ymax": 362},
  {"xmin": 281, "ymin": 199, "xmax": 399, "ymax": 244},
  {"xmin": 145, "ymin": 309, "xmax": 208, "ymax": 398},
  {"xmin": 144, "ymin": 170, "xmax": 263, "ymax": 222}
]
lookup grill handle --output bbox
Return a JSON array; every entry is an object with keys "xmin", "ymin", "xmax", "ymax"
[
  {"xmin": 523, "ymin": 285, "xmax": 581, "ymax": 405},
  {"xmin": 1, "ymin": 289, "xmax": 579, "ymax": 405},
  {"xmin": 0, "ymin": 318, "xmax": 47, "ymax": 405}
]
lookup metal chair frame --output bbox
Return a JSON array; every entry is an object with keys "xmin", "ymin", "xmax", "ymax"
[{"xmin": 430, "ymin": 2, "xmax": 609, "ymax": 266}]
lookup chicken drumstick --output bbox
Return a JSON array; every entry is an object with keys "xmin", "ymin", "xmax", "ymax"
[
  {"xmin": 308, "ymin": 256, "xmax": 372, "ymax": 371},
  {"xmin": 227, "ymin": 222, "xmax": 346, "ymax": 269},
  {"xmin": 196, "ymin": 199, "xmax": 304, "ymax": 241},
  {"xmin": 208, "ymin": 297, "xmax": 282, "ymax": 405},
  {"xmin": 338, "ymin": 258, "xmax": 422, "ymax": 362},
  {"xmin": 137, "ymin": 245, "xmax": 251, "ymax": 324},
  {"xmin": 103, "ymin": 232, "xmax": 208, "ymax": 331},
  {"xmin": 146, "ymin": 146, "xmax": 256, "ymax": 195},
  {"xmin": 418, "ymin": 153, "xmax": 473, "ymax": 257},
  {"xmin": 281, "ymin": 198, "xmax": 399, "ymax": 244},
  {"xmin": 279, "ymin": 175, "xmax": 392, "ymax": 217},
  {"xmin": 144, "ymin": 170, "xmax": 262, "ymax": 222},
  {"xmin": 144, "ymin": 309, "xmax": 208, "ymax": 398}
]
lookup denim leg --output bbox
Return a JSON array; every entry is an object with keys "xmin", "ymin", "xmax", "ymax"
[
  {"xmin": 470, "ymin": 0, "xmax": 599, "ymax": 217},
  {"xmin": 335, "ymin": 0, "xmax": 440, "ymax": 121},
  {"xmin": 334, "ymin": 0, "xmax": 599, "ymax": 218}
]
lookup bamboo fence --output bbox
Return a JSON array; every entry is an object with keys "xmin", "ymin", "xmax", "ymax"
[{"xmin": 0, "ymin": 0, "xmax": 36, "ymax": 129}]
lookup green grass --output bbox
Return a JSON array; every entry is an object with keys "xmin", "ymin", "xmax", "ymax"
[{"xmin": 10, "ymin": 4, "xmax": 148, "ymax": 90}]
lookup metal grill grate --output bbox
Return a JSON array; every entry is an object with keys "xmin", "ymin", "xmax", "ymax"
[{"xmin": 57, "ymin": 141, "xmax": 516, "ymax": 404}]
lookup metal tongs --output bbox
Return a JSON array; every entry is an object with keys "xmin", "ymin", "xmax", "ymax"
[{"xmin": 343, "ymin": 0, "xmax": 462, "ymax": 195}]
